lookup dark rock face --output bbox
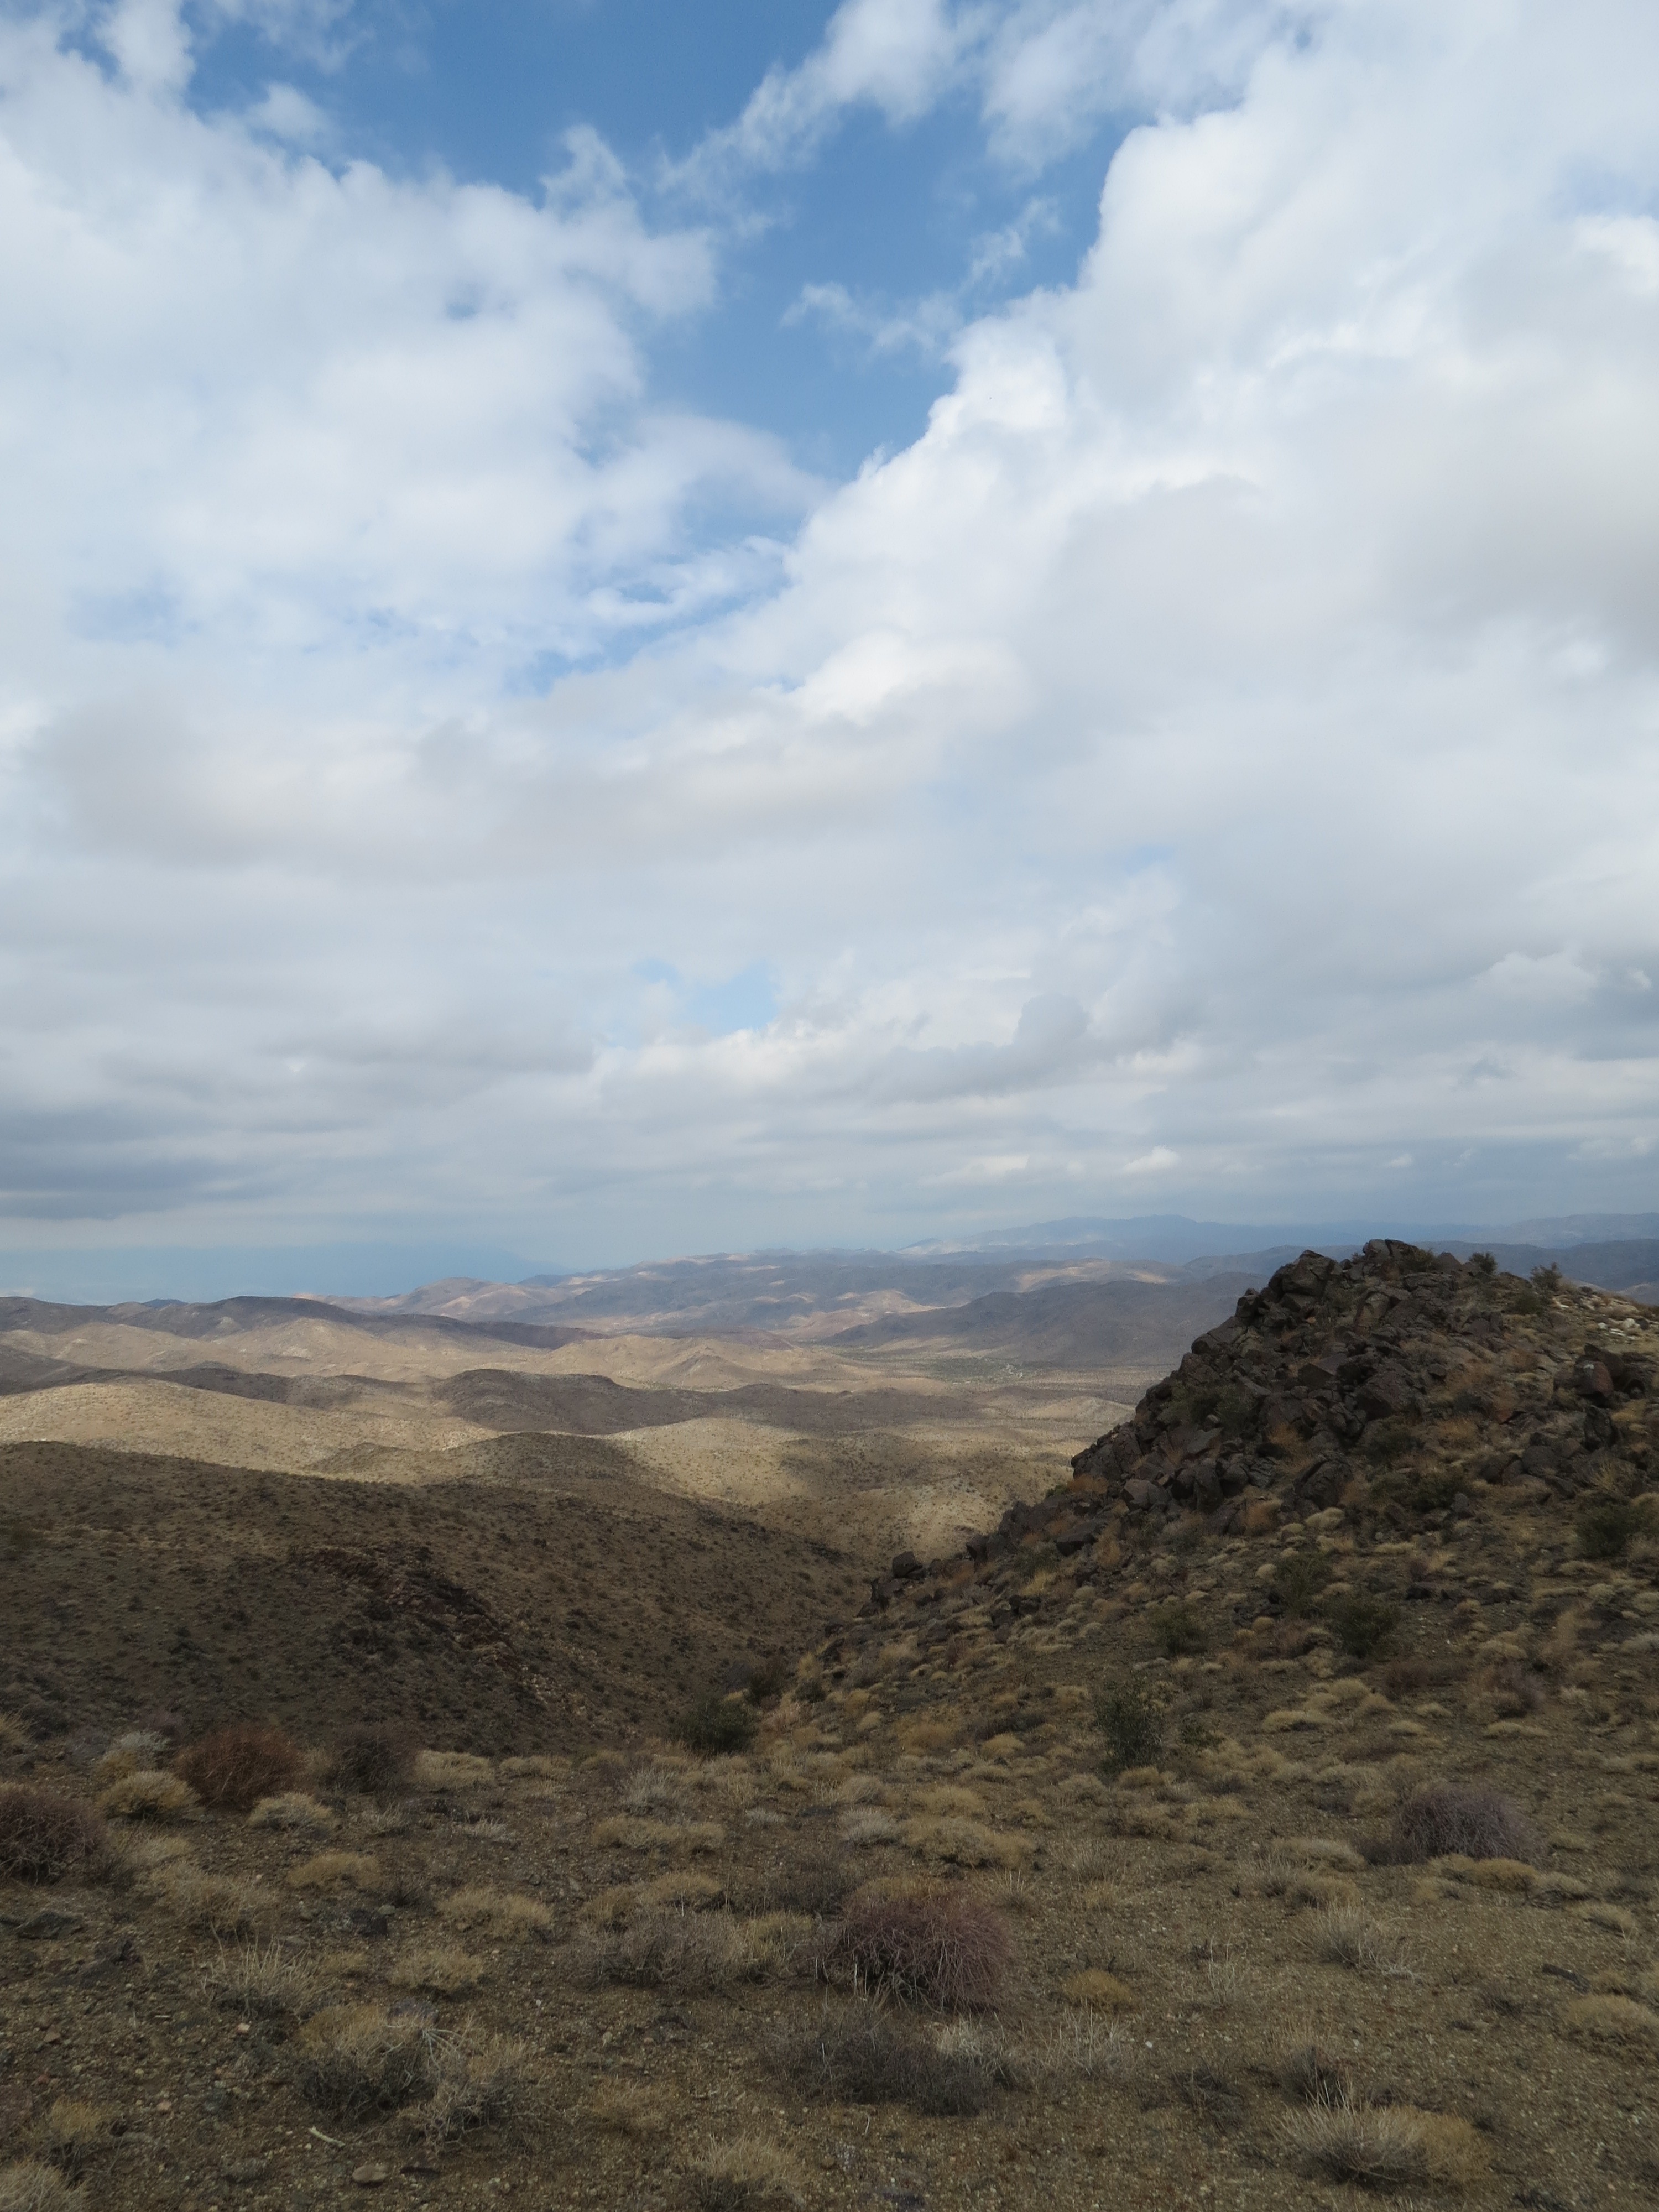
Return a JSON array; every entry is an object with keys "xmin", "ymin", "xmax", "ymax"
[
  {"xmin": 916, "ymin": 1241, "xmax": 1655, "ymax": 1605},
  {"xmin": 817, "ymin": 1239, "xmax": 1656, "ymax": 1657}
]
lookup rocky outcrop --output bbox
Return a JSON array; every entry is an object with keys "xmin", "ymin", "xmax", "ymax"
[{"xmin": 837, "ymin": 1239, "xmax": 1655, "ymax": 1632}]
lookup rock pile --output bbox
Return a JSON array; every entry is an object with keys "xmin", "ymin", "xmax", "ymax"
[{"xmin": 841, "ymin": 1239, "xmax": 1655, "ymax": 1637}]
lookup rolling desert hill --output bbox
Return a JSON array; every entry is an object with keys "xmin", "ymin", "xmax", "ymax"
[{"xmin": 3, "ymin": 1240, "xmax": 1659, "ymax": 2212}]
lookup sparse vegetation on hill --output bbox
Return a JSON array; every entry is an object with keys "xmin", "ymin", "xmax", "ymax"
[{"xmin": 1, "ymin": 1238, "xmax": 1657, "ymax": 2206}]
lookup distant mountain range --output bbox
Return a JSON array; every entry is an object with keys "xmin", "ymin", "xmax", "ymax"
[
  {"xmin": 898, "ymin": 1211, "xmax": 1659, "ymax": 1262},
  {"xmin": 331, "ymin": 1212, "xmax": 1659, "ymax": 1338}
]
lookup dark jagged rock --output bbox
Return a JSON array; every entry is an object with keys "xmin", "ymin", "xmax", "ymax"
[{"xmin": 821, "ymin": 1239, "xmax": 1658, "ymax": 1660}]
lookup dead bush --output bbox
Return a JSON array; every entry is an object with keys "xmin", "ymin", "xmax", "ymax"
[
  {"xmin": 0, "ymin": 1785, "xmax": 105, "ymax": 1882},
  {"xmin": 1391, "ymin": 1781, "xmax": 1543, "ymax": 1865},
  {"xmin": 831, "ymin": 1886, "xmax": 1013, "ymax": 2010},
  {"xmin": 289, "ymin": 2002, "xmax": 435, "ymax": 2119},
  {"xmin": 331, "ymin": 1723, "xmax": 418, "ymax": 1798},
  {"xmin": 0, "ymin": 2162, "xmax": 76, "ymax": 2212},
  {"xmin": 176, "ymin": 1724, "xmax": 302, "ymax": 1813},
  {"xmin": 777, "ymin": 2004, "xmax": 999, "ymax": 2115},
  {"xmin": 1473, "ymin": 1658, "xmax": 1546, "ymax": 1719}
]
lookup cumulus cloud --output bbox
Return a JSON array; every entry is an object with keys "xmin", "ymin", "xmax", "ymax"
[{"xmin": 4, "ymin": 0, "xmax": 1659, "ymax": 1262}]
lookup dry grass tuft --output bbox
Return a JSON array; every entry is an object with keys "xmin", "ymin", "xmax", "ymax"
[
  {"xmin": 641, "ymin": 1868, "xmax": 726, "ymax": 1911},
  {"xmin": 286, "ymin": 1850, "xmax": 380, "ymax": 1891},
  {"xmin": 840, "ymin": 1807, "xmax": 901, "ymax": 1848},
  {"xmin": 620, "ymin": 1761, "xmax": 691, "ymax": 1814},
  {"xmin": 591, "ymin": 1815, "xmax": 726, "ymax": 1855},
  {"xmin": 901, "ymin": 1815, "xmax": 1030, "ymax": 1869},
  {"xmin": 97, "ymin": 1769, "xmax": 197, "ymax": 1823},
  {"xmin": 1316, "ymin": 1905, "xmax": 1410, "ymax": 1974},
  {"xmin": 437, "ymin": 1887, "xmax": 554, "ymax": 1940},
  {"xmin": 1284, "ymin": 2099, "xmax": 1487, "ymax": 2190},
  {"xmin": 146, "ymin": 1860, "xmax": 264, "ymax": 1936},
  {"xmin": 1572, "ymin": 1901, "xmax": 1640, "ymax": 1937},
  {"xmin": 415, "ymin": 2023, "xmax": 530, "ymax": 2143},
  {"xmin": 248, "ymin": 1792, "xmax": 336, "ymax": 1832},
  {"xmin": 0, "ymin": 1785, "xmax": 106, "ymax": 1882},
  {"xmin": 0, "ymin": 2161, "xmax": 76, "ymax": 2212},
  {"xmin": 1042, "ymin": 2010, "xmax": 1130, "ymax": 2078},
  {"xmin": 1060, "ymin": 1968, "xmax": 1136, "ymax": 2011},
  {"xmin": 1466, "ymin": 1856, "xmax": 1538, "ymax": 1893},
  {"xmin": 573, "ymin": 1907, "xmax": 766, "ymax": 1992},
  {"xmin": 34, "ymin": 2098, "xmax": 106, "ymax": 2181},
  {"xmin": 176, "ymin": 1724, "xmax": 302, "ymax": 1814},
  {"xmin": 289, "ymin": 2002, "xmax": 435, "ymax": 2119},
  {"xmin": 588, "ymin": 2080, "xmax": 672, "ymax": 2136},
  {"xmin": 691, "ymin": 2134, "xmax": 805, "ymax": 2210},
  {"xmin": 833, "ymin": 1885, "xmax": 1014, "ymax": 2010},
  {"xmin": 412, "ymin": 1750, "xmax": 495, "ymax": 1791},
  {"xmin": 389, "ymin": 1945, "xmax": 487, "ymax": 1997},
  {"xmin": 204, "ymin": 1940, "xmax": 321, "ymax": 2021},
  {"xmin": 1565, "ymin": 1995, "xmax": 1659, "ymax": 2044}
]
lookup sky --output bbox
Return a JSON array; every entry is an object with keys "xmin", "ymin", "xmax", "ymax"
[{"xmin": 2, "ymin": 0, "xmax": 1658, "ymax": 1297}]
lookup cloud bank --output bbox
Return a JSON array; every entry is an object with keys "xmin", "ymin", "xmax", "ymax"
[{"xmin": 2, "ymin": 0, "xmax": 1658, "ymax": 1268}]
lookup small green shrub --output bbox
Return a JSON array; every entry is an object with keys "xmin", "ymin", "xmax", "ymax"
[
  {"xmin": 1361, "ymin": 1420, "xmax": 1417, "ymax": 1469},
  {"xmin": 1150, "ymin": 1602, "xmax": 1207, "ymax": 1658},
  {"xmin": 1531, "ymin": 1262, "xmax": 1564, "ymax": 1296},
  {"xmin": 1326, "ymin": 1594, "xmax": 1399, "ymax": 1660},
  {"xmin": 779, "ymin": 2007, "xmax": 997, "ymax": 2115},
  {"xmin": 1468, "ymin": 1252, "xmax": 1496, "ymax": 1280},
  {"xmin": 332, "ymin": 1724, "xmax": 417, "ymax": 1797},
  {"xmin": 743, "ymin": 1656, "xmax": 791, "ymax": 1707},
  {"xmin": 674, "ymin": 1695, "xmax": 759, "ymax": 1757},
  {"xmin": 1578, "ymin": 1499, "xmax": 1645, "ymax": 1562},
  {"xmin": 1274, "ymin": 1552, "xmax": 1332, "ymax": 1616},
  {"xmin": 1093, "ymin": 1681, "xmax": 1162, "ymax": 1776}
]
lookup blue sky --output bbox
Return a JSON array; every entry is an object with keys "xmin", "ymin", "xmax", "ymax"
[
  {"xmin": 2, "ymin": 0, "xmax": 1658, "ymax": 1294},
  {"xmin": 175, "ymin": 0, "xmax": 1125, "ymax": 472}
]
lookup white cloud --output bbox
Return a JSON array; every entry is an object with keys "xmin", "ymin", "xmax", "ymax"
[
  {"xmin": 674, "ymin": 0, "xmax": 975, "ymax": 190},
  {"xmin": 5, "ymin": 0, "xmax": 1659, "ymax": 1261},
  {"xmin": 1124, "ymin": 1146, "xmax": 1179, "ymax": 1177}
]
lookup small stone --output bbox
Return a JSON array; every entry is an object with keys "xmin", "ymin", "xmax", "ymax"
[
  {"xmin": 352, "ymin": 2166, "xmax": 392, "ymax": 2188},
  {"xmin": 18, "ymin": 1909, "xmax": 82, "ymax": 1942}
]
